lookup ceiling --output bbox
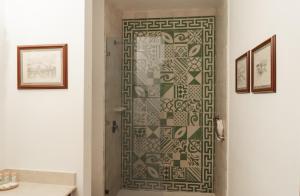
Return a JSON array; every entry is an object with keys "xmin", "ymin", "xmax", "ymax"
[{"xmin": 110, "ymin": 0, "xmax": 219, "ymax": 11}]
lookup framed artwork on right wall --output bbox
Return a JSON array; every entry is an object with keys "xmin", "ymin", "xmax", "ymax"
[
  {"xmin": 236, "ymin": 51, "xmax": 250, "ymax": 93},
  {"xmin": 251, "ymin": 35, "xmax": 276, "ymax": 93}
]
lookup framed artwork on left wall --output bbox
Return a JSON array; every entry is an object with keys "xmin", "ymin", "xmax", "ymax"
[
  {"xmin": 17, "ymin": 44, "xmax": 68, "ymax": 89},
  {"xmin": 236, "ymin": 51, "xmax": 250, "ymax": 93}
]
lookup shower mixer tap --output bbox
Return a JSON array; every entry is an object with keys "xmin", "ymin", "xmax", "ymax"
[{"xmin": 214, "ymin": 116, "xmax": 225, "ymax": 142}]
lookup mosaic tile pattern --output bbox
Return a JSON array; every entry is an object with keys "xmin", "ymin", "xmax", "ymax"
[{"xmin": 122, "ymin": 17, "xmax": 215, "ymax": 192}]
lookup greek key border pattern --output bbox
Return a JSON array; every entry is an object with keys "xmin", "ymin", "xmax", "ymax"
[{"xmin": 122, "ymin": 17, "xmax": 215, "ymax": 192}]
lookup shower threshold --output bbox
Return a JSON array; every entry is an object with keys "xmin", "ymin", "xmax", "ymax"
[{"xmin": 117, "ymin": 189, "xmax": 215, "ymax": 196}]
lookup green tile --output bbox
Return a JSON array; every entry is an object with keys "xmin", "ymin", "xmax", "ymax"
[{"xmin": 122, "ymin": 16, "xmax": 215, "ymax": 193}]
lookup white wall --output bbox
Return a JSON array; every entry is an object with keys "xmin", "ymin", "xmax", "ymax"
[
  {"xmin": 215, "ymin": 0, "xmax": 228, "ymax": 195},
  {"xmin": 84, "ymin": 0, "xmax": 93, "ymax": 195},
  {"xmin": 229, "ymin": 0, "xmax": 300, "ymax": 196},
  {"xmin": 2, "ymin": 0, "xmax": 86, "ymax": 195},
  {"xmin": 0, "ymin": 0, "xmax": 6, "ymax": 170},
  {"xmin": 91, "ymin": 0, "xmax": 106, "ymax": 196}
]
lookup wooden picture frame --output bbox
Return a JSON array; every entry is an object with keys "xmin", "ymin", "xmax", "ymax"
[
  {"xmin": 251, "ymin": 35, "xmax": 276, "ymax": 93},
  {"xmin": 17, "ymin": 44, "xmax": 68, "ymax": 89},
  {"xmin": 236, "ymin": 51, "xmax": 250, "ymax": 93}
]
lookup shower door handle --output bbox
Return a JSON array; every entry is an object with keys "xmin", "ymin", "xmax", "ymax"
[{"xmin": 112, "ymin": 120, "xmax": 118, "ymax": 133}]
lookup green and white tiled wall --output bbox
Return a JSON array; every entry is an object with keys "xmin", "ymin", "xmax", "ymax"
[{"xmin": 121, "ymin": 17, "xmax": 215, "ymax": 192}]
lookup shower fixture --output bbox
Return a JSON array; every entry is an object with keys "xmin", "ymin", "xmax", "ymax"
[{"xmin": 214, "ymin": 115, "xmax": 225, "ymax": 142}]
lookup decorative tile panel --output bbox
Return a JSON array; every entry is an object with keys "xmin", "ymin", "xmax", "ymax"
[{"xmin": 122, "ymin": 17, "xmax": 215, "ymax": 193}]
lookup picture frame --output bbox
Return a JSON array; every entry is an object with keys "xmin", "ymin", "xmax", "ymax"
[
  {"xmin": 251, "ymin": 35, "xmax": 276, "ymax": 93},
  {"xmin": 17, "ymin": 44, "xmax": 68, "ymax": 89},
  {"xmin": 235, "ymin": 51, "xmax": 250, "ymax": 93}
]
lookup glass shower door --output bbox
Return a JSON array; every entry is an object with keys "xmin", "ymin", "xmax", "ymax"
[{"xmin": 105, "ymin": 38, "xmax": 122, "ymax": 196}]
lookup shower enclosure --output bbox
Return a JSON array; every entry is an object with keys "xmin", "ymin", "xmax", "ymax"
[
  {"xmin": 105, "ymin": 37, "xmax": 123, "ymax": 196},
  {"xmin": 120, "ymin": 17, "xmax": 215, "ymax": 193}
]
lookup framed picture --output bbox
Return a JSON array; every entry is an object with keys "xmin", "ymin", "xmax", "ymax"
[
  {"xmin": 17, "ymin": 44, "xmax": 68, "ymax": 89},
  {"xmin": 251, "ymin": 35, "xmax": 276, "ymax": 93},
  {"xmin": 236, "ymin": 51, "xmax": 250, "ymax": 93}
]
